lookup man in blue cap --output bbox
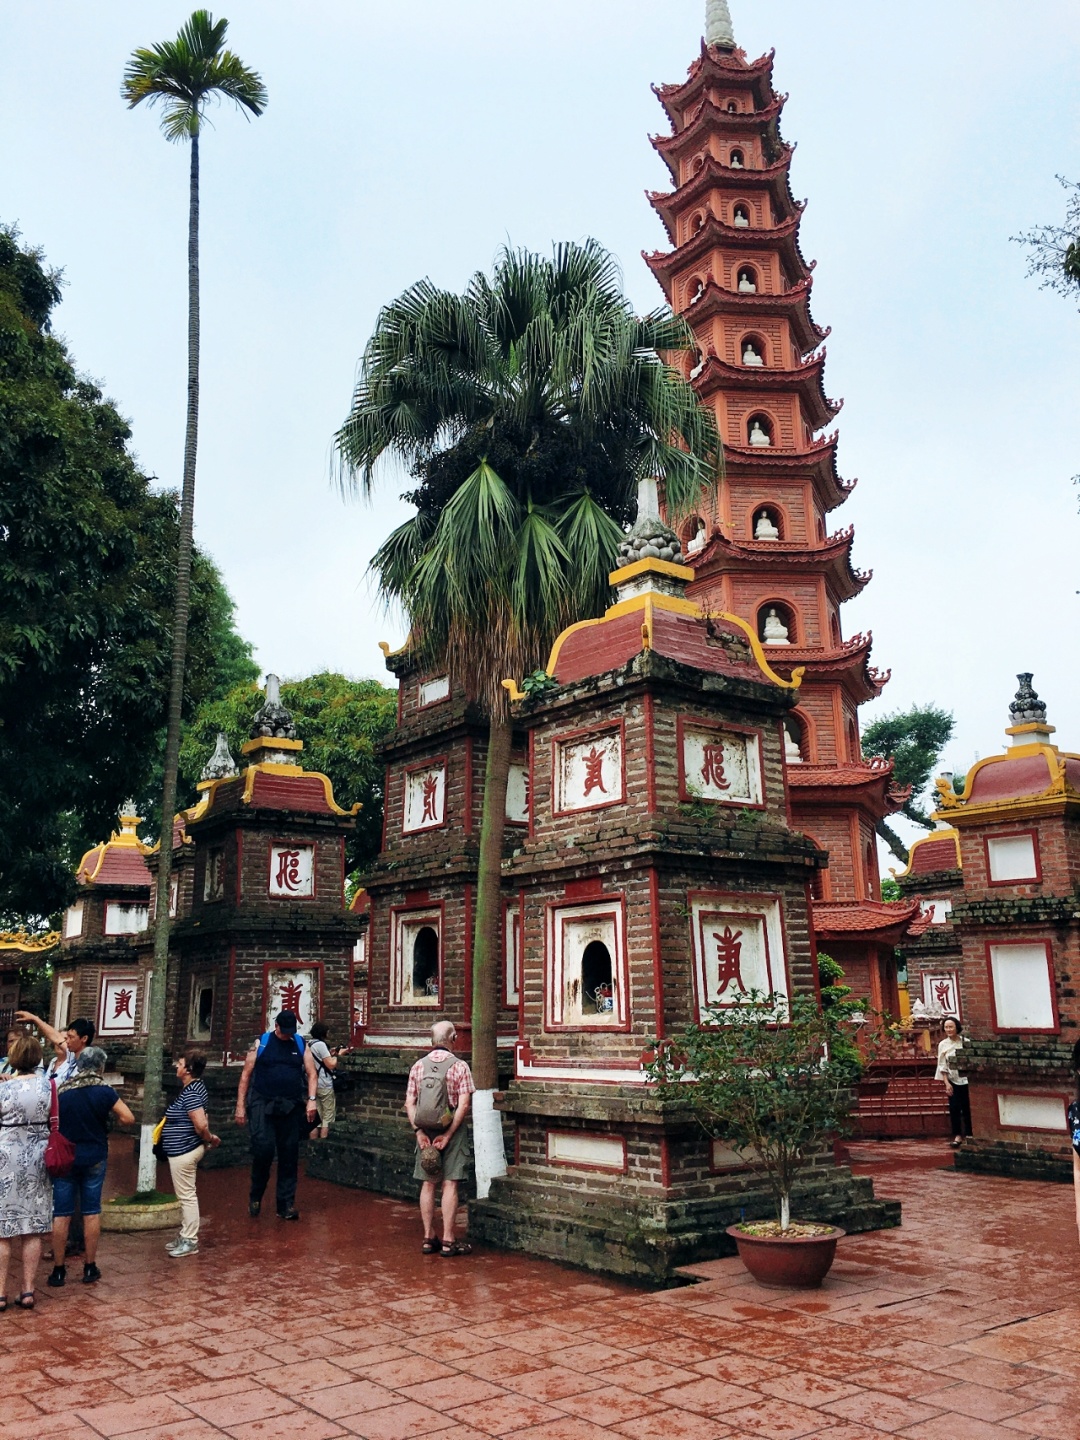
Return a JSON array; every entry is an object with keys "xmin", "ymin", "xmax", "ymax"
[{"xmin": 235, "ymin": 1010, "xmax": 318, "ymax": 1220}]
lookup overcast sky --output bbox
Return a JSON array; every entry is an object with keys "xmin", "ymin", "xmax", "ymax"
[{"xmin": 4, "ymin": 0, "xmax": 1080, "ymax": 840}]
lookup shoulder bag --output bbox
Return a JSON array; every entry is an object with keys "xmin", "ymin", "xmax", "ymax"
[{"xmin": 44, "ymin": 1079, "xmax": 76, "ymax": 1180}]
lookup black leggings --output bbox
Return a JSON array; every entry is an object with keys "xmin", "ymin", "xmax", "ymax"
[
  {"xmin": 948, "ymin": 1083, "xmax": 972, "ymax": 1138},
  {"xmin": 248, "ymin": 1093, "xmax": 303, "ymax": 1213}
]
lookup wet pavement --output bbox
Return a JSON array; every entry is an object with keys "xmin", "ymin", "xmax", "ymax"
[{"xmin": 0, "ymin": 1138, "xmax": 1077, "ymax": 1440}]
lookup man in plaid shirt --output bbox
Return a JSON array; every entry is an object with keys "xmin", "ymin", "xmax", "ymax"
[{"xmin": 405, "ymin": 1019, "xmax": 474, "ymax": 1256}]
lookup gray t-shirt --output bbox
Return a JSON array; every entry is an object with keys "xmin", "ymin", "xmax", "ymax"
[{"xmin": 309, "ymin": 1040, "xmax": 334, "ymax": 1093}]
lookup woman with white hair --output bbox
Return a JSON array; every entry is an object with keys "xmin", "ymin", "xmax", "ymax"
[{"xmin": 48, "ymin": 1047, "xmax": 134, "ymax": 1287}]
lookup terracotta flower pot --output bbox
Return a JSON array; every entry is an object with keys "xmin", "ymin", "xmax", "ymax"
[{"xmin": 726, "ymin": 1222, "xmax": 844, "ymax": 1288}]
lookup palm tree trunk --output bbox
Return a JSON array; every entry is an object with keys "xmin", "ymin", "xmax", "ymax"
[
  {"xmin": 470, "ymin": 704, "xmax": 511, "ymax": 1196},
  {"xmin": 137, "ymin": 131, "xmax": 201, "ymax": 1193}
]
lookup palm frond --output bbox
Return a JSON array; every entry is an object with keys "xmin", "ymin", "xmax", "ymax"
[{"xmin": 122, "ymin": 10, "xmax": 266, "ymax": 141}]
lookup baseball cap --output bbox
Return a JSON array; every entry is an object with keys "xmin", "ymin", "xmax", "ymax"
[{"xmin": 275, "ymin": 1010, "xmax": 299, "ymax": 1033}]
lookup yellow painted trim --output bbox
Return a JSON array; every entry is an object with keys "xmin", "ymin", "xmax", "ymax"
[
  {"xmin": 897, "ymin": 826, "xmax": 961, "ymax": 877},
  {"xmin": 240, "ymin": 736, "xmax": 304, "ymax": 757},
  {"xmin": 501, "ymin": 678, "xmax": 526, "ymax": 702},
  {"xmin": 0, "ymin": 930, "xmax": 60, "ymax": 953},
  {"xmin": 378, "ymin": 636, "xmax": 411, "ymax": 659},
  {"xmin": 607, "ymin": 557, "xmax": 695, "ymax": 586},
  {"xmin": 1005, "ymin": 721, "xmax": 1057, "ymax": 737},
  {"xmin": 932, "ymin": 742, "xmax": 1080, "ymax": 827},
  {"xmin": 238, "ymin": 762, "xmax": 359, "ymax": 816},
  {"xmin": 544, "ymin": 615, "xmax": 610, "ymax": 677},
  {"xmin": 604, "ymin": 590, "xmax": 700, "ymax": 621}
]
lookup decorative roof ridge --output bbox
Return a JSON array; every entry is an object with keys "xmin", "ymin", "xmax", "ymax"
[
  {"xmin": 897, "ymin": 826, "xmax": 962, "ymax": 878},
  {"xmin": 644, "ymin": 207, "xmax": 803, "ymax": 264}
]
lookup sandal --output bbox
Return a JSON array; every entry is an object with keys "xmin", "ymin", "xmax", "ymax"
[
  {"xmin": 14, "ymin": 1292, "xmax": 34, "ymax": 1310},
  {"xmin": 421, "ymin": 1238, "xmax": 440, "ymax": 1254},
  {"xmin": 439, "ymin": 1241, "xmax": 472, "ymax": 1257}
]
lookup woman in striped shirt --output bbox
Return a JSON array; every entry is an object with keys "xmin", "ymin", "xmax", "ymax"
[{"xmin": 161, "ymin": 1050, "xmax": 219, "ymax": 1258}]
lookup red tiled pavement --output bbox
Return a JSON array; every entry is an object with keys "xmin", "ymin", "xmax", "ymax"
[{"xmin": 0, "ymin": 1139, "xmax": 1076, "ymax": 1439}]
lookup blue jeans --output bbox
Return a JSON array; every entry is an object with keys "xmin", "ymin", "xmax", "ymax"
[{"xmin": 53, "ymin": 1158, "xmax": 107, "ymax": 1217}]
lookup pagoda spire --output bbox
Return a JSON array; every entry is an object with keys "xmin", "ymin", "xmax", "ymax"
[{"xmin": 705, "ymin": 0, "xmax": 735, "ymax": 49}]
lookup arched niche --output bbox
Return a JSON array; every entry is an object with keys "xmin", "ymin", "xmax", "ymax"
[
  {"xmin": 746, "ymin": 412, "xmax": 773, "ymax": 447},
  {"xmin": 729, "ymin": 147, "xmax": 745, "ymax": 168},
  {"xmin": 581, "ymin": 940, "xmax": 614, "ymax": 1013},
  {"xmin": 751, "ymin": 504, "xmax": 783, "ymax": 541},
  {"xmin": 740, "ymin": 333, "xmax": 766, "ymax": 367},
  {"xmin": 736, "ymin": 265, "xmax": 758, "ymax": 293},
  {"xmin": 690, "ymin": 210, "xmax": 707, "ymax": 236},
  {"xmin": 758, "ymin": 600, "xmax": 796, "ymax": 646},
  {"xmin": 684, "ymin": 515, "xmax": 708, "ymax": 554},
  {"xmin": 732, "ymin": 203, "xmax": 751, "ymax": 228},
  {"xmin": 725, "ymin": 99, "xmax": 739, "ymax": 113},
  {"xmin": 412, "ymin": 926, "xmax": 440, "ymax": 998},
  {"xmin": 687, "ymin": 275, "xmax": 706, "ymax": 305}
]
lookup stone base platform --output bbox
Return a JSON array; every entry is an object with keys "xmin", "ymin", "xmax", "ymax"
[
  {"xmin": 955, "ymin": 1137, "xmax": 1073, "ymax": 1184},
  {"xmin": 470, "ymin": 1165, "xmax": 899, "ymax": 1283}
]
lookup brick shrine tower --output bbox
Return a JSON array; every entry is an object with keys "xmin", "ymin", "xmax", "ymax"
[
  {"xmin": 137, "ymin": 678, "xmax": 363, "ymax": 1065},
  {"xmin": 51, "ymin": 803, "xmax": 153, "ymax": 1050},
  {"xmin": 923, "ymin": 675, "xmax": 1080, "ymax": 1181},
  {"xmin": 644, "ymin": 2, "xmax": 918, "ymax": 1014}
]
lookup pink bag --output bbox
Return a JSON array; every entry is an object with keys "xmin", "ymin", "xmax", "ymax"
[{"xmin": 44, "ymin": 1079, "xmax": 76, "ymax": 1180}]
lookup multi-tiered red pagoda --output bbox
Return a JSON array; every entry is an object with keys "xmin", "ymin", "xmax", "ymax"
[{"xmin": 644, "ymin": 1, "xmax": 917, "ymax": 1013}]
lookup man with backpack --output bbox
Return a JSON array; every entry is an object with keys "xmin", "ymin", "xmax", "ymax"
[
  {"xmin": 405, "ymin": 1019, "xmax": 475, "ymax": 1256},
  {"xmin": 234, "ymin": 1010, "xmax": 318, "ymax": 1221}
]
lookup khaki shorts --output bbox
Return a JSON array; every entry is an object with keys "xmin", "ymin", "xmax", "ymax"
[
  {"xmin": 413, "ymin": 1122, "xmax": 471, "ymax": 1183},
  {"xmin": 315, "ymin": 1089, "xmax": 336, "ymax": 1128}
]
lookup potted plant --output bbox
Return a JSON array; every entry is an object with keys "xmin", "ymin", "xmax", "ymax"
[{"xmin": 646, "ymin": 987, "xmax": 868, "ymax": 1288}]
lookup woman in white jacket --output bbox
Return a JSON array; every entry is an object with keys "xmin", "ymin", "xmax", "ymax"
[{"xmin": 936, "ymin": 1017, "xmax": 971, "ymax": 1148}]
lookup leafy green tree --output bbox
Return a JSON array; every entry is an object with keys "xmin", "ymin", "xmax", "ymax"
[
  {"xmin": 646, "ymin": 991, "xmax": 866, "ymax": 1232},
  {"xmin": 179, "ymin": 673, "xmax": 397, "ymax": 872},
  {"xmin": 335, "ymin": 240, "xmax": 717, "ymax": 1092},
  {"xmin": 0, "ymin": 225, "xmax": 251, "ymax": 918},
  {"xmin": 1013, "ymin": 178, "xmax": 1080, "ymax": 300},
  {"xmin": 862, "ymin": 704, "xmax": 954, "ymax": 864},
  {"xmin": 123, "ymin": 9, "xmax": 266, "ymax": 1189}
]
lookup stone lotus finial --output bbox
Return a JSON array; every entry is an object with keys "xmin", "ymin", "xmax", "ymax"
[
  {"xmin": 705, "ymin": 0, "xmax": 735, "ymax": 48},
  {"xmin": 251, "ymin": 674, "xmax": 298, "ymax": 740},
  {"xmin": 201, "ymin": 732, "xmax": 238, "ymax": 782},
  {"xmin": 1009, "ymin": 673, "xmax": 1046, "ymax": 727},
  {"xmin": 616, "ymin": 476, "xmax": 685, "ymax": 568}
]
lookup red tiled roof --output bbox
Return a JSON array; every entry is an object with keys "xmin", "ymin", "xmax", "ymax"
[
  {"xmin": 906, "ymin": 834, "xmax": 961, "ymax": 875},
  {"xmin": 968, "ymin": 753, "xmax": 1054, "ymax": 804},
  {"xmin": 813, "ymin": 897, "xmax": 920, "ymax": 939},
  {"xmin": 248, "ymin": 770, "xmax": 337, "ymax": 815},
  {"xmin": 552, "ymin": 605, "xmax": 773, "ymax": 689},
  {"xmin": 76, "ymin": 841, "xmax": 152, "ymax": 891}
]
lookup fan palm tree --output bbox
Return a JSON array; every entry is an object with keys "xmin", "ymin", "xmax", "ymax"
[
  {"xmin": 336, "ymin": 241, "xmax": 718, "ymax": 1126},
  {"xmin": 123, "ymin": 11, "xmax": 266, "ymax": 1191}
]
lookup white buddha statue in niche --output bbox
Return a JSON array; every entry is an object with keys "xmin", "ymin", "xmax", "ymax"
[
  {"xmin": 754, "ymin": 509, "xmax": 780, "ymax": 540},
  {"xmin": 762, "ymin": 608, "xmax": 791, "ymax": 645},
  {"xmin": 733, "ymin": 207, "xmax": 750, "ymax": 229},
  {"xmin": 686, "ymin": 521, "xmax": 707, "ymax": 555},
  {"xmin": 737, "ymin": 270, "xmax": 757, "ymax": 293},
  {"xmin": 748, "ymin": 419, "xmax": 771, "ymax": 447},
  {"xmin": 784, "ymin": 728, "xmax": 803, "ymax": 764},
  {"xmin": 742, "ymin": 340, "xmax": 763, "ymax": 367},
  {"xmin": 730, "ymin": 151, "xmax": 744, "ymax": 168}
]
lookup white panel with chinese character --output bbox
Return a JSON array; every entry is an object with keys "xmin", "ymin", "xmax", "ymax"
[
  {"xmin": 99, "ymin": 975, "xmax": 139, "ymax": 1036},
  {"xmin": 506, "ymin": 763, "xmax": 530, "ymax": 826},
  {"xmin": 555, "ymin": 731, "xmax": 623, "ymax": 813},
  {"xmin": 546, "ymin": 900, "xmax": 627, "ymax": 1028},
  {"xmin": 989, "ymin": 944, "xmax": 1055, "ymax": 1030},
  {"xmin": 204, "ymin": 847, "xmax": 225, "ymax": 902},
  {"xmin": 104, "ymin": 902, "xmax": 149, "ymax": 936},
  {"xmin": 921, "ymin": 972, "xmax": 960, "ymax": 1017},
  {"xmin": 403, "ymin": 764, "xmax": 446, "ymax": 832},
  {"xmin": 390, "ymin": 910, "xmax": 442, "ymax": 1006},
  {"xmin": 265, "ymin": 968, "xmax": 319, "ymax": 1035},
  {"xmin": 919, "ymin": 898, "xmax": 953, "ymax": 926},
  {"xmin": 269, "ymin": 844, "xmax": 315, "ymax": 897},
  {"xmin": 690, "ymin": 896, "xmax": 788, "ymax": 1015},
  {"xmin": 683, "ymin": 726, "xmax": 762, "ymax": 805},
  {"xmin": 996, "ymin": 1093, "xmax": 1067, "ymax": 1131}
]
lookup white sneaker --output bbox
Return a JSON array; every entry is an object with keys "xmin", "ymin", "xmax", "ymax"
[{"xmin": 168, "ymin": 1238, "xmax": 199, "ymax": 1258}]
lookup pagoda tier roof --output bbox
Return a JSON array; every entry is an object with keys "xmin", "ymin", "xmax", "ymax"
[
  {"xmin": 75, "ymin": 813, "xmax": 153, "ymax": 892},
  {"xmin": 692, "ymin": 349, "xmax": 841, "ymax": 433},
  {"xmin": 680, "ymin": 275, "xmax": 828, "ymax": 356},
  {"xmin": 687, "ymin": 525, "xmax": 870, "ymax": 604},
  {"xmin": 812, "ymin": 897, "xmax": 923, "ymax": 944},
  {"xmin": 787, "ymin": 758, "xmax": 908, "ymax": 818},
  {"xmin": 644, "ymin": 211, "xmax": 814, "ymax": 294},
  {"xmin": 721, "ymin": 433, "xmax": 856, "ymax": 513},
  {"xmin": 737, "ymin": 631, "xmax": 889, "ymax": 704},
  {"xmin": 652, "ymin": 42, "xmax": 777, "ymax": 129},
  {"xmin": 653, "ymin": 88, "xmax": 786, "ymax": 148},
  {"xmin": 649, "ymin": 138, "xmax": 798, "ymax": 217},
  {"xmin": 899, "ymin": 828, "xmax": 962, "ymax": 878}
]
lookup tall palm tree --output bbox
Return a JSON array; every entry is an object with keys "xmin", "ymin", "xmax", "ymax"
[
  {"xmin": 336, "ymin": 241, "xmax": 718, "ymax": 1163},
  {"xmin": 123, "ymin": 11, "xmax": 266, "ymax": 1192}
]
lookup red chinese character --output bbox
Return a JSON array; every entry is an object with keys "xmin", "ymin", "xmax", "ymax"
[
  {"xmin": 712, "ymin": 926, "xmax": 745, "ymax": 998},
  {"xmin": 421, "ymin": 773, "xmax": 440, "ymax": 823},
  {"xmin": 523, "ymin": 770, "xmax": 531, "ymax": 812},
  {"xmin": 582, "ymin": 745, "xmax": 607, "ymax": 796},
  {"xmin": 933, "ymin": 980, "xmax": 953, "ymax": 1010},
  {"xmin": 112, "ymin": 987, "xmax": 133, "ymax": 1019},
  {"xmin": 701, "ymin": 742, "xmax": 730, "ymax": 790},
  {"xmin": 279, "ymin": 979, "xmax": 304, "ymax": 1015},
  {"xmin": 275, "ymin": 849, "xmax": 301, "ymax": 891}
]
